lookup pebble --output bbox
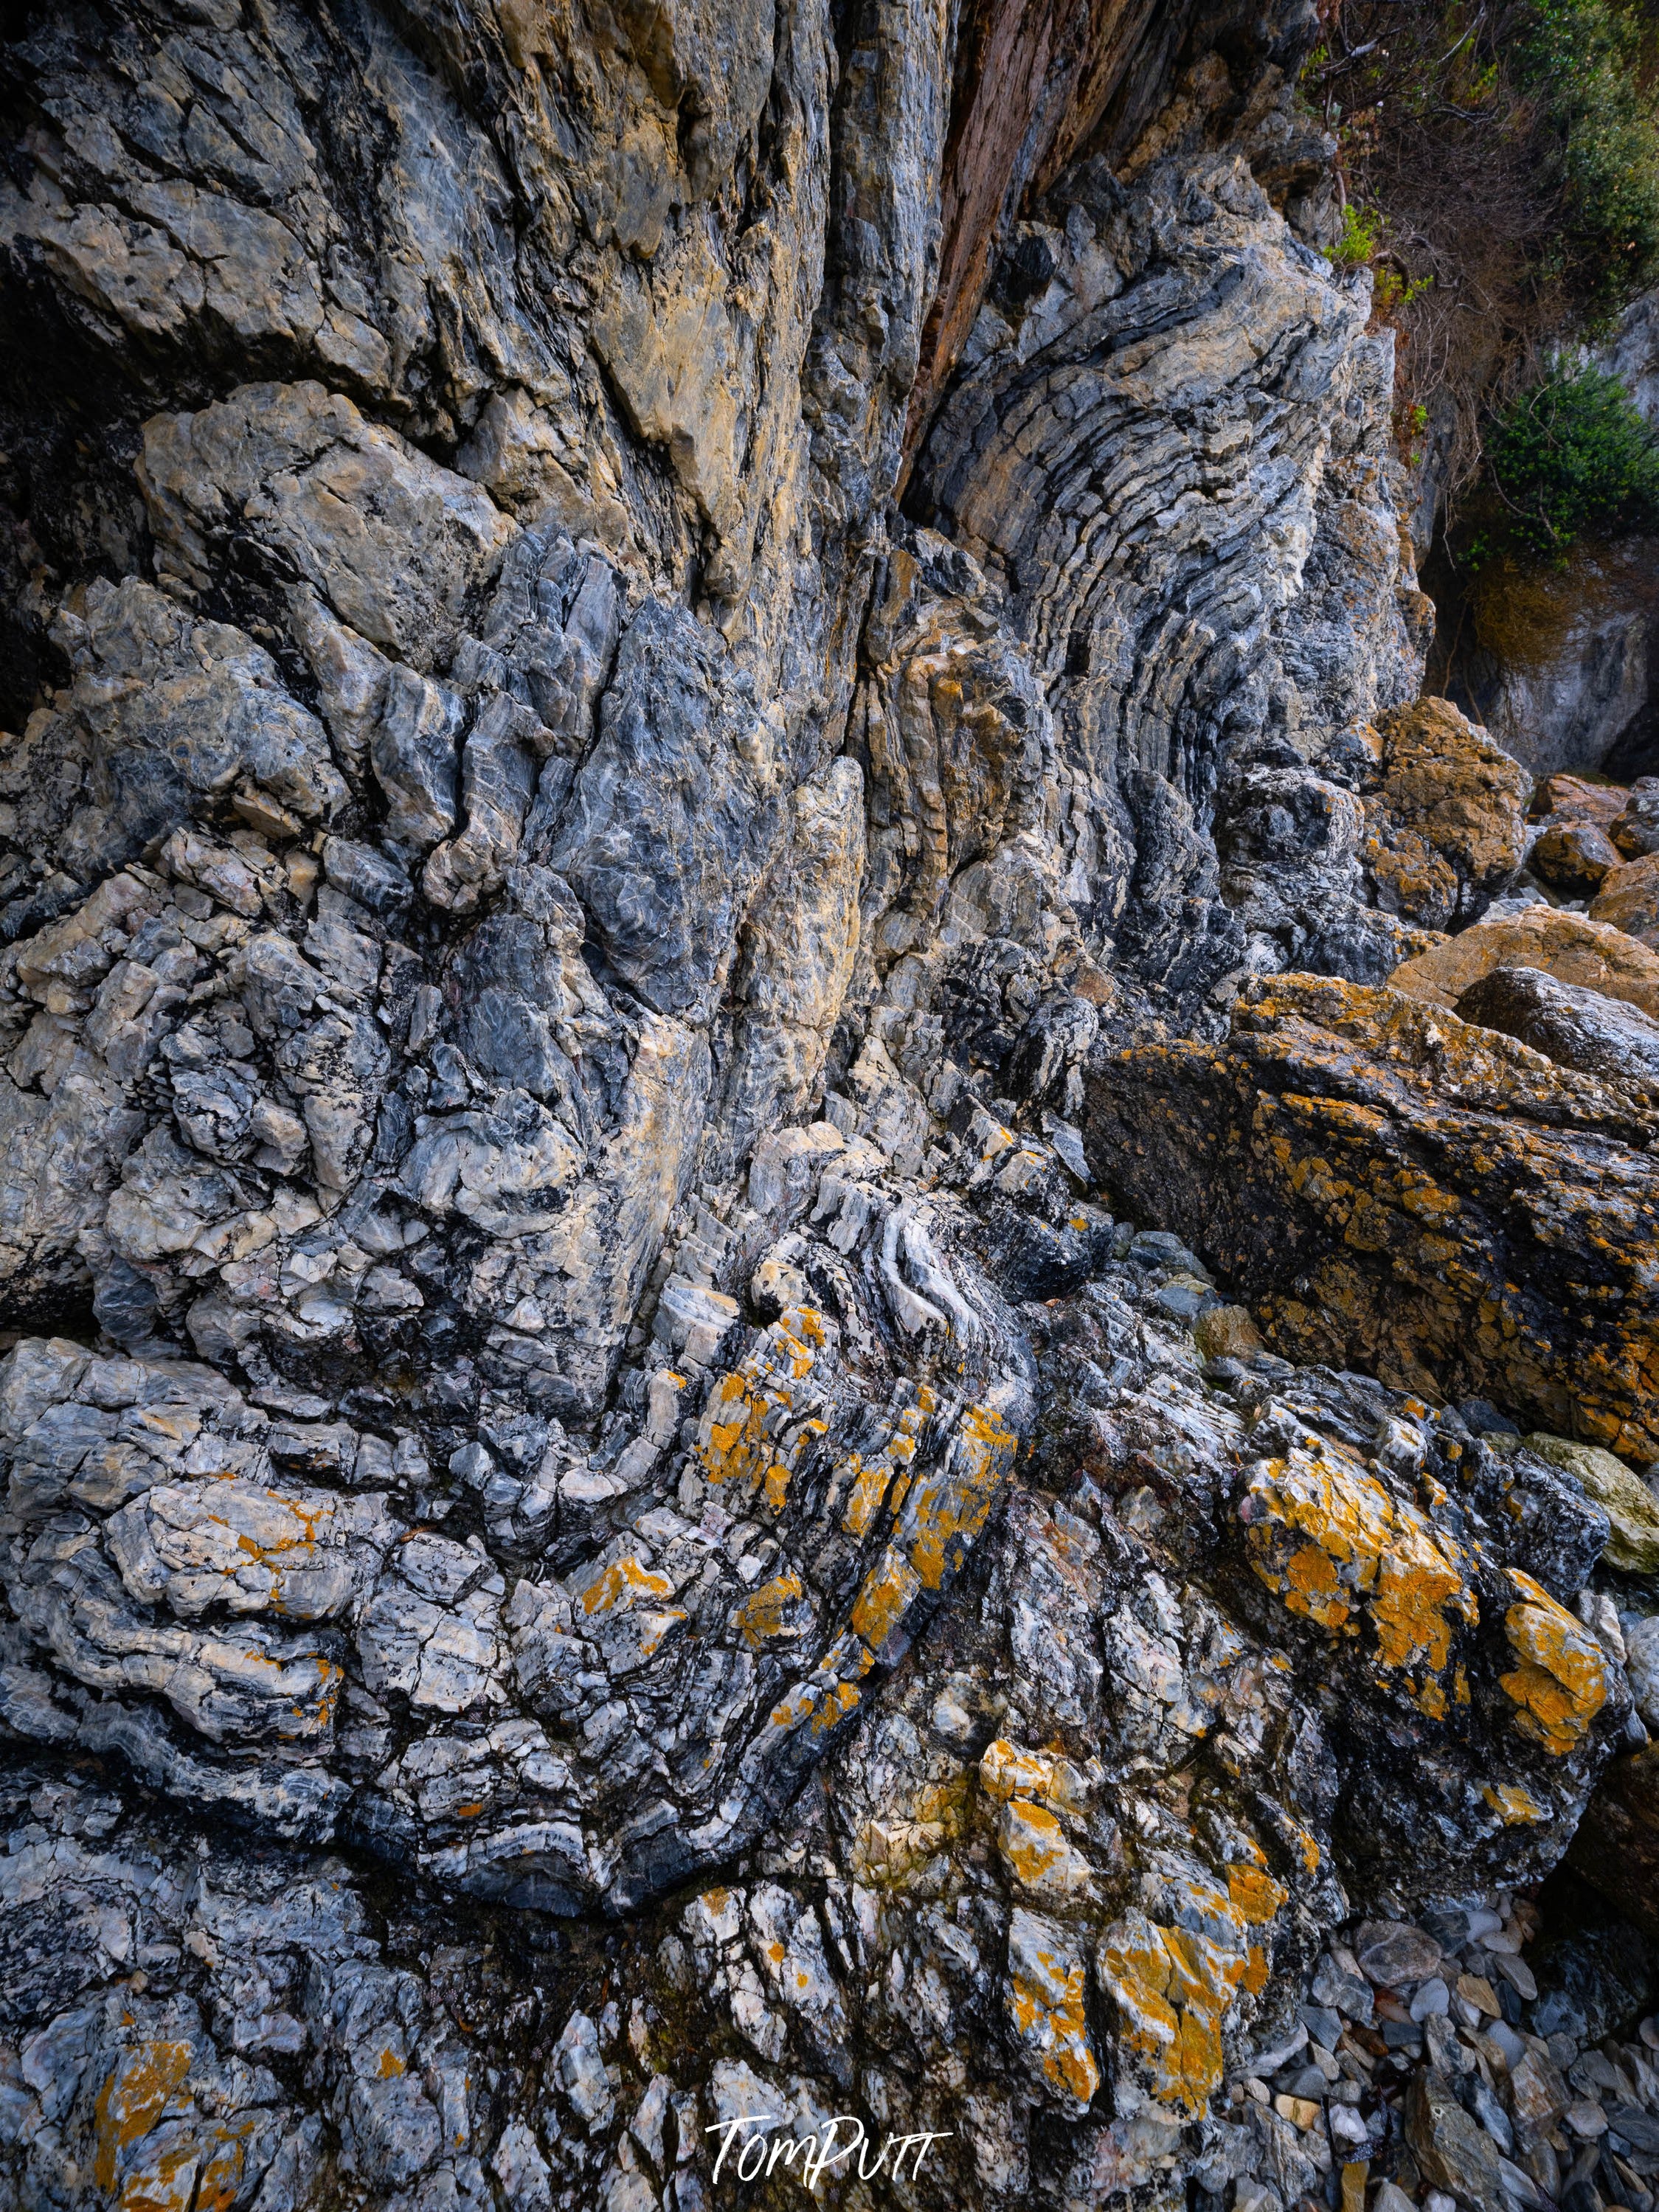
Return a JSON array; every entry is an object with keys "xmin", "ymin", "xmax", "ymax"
[
  {"xmin": 1498, "ymin": 2154, "xmax": 1545, "ymax": 2208},
  {"xmin": 1357, "ymin": 1921, "xmax": 1444, "ymax": 1987},
  {"xmin": 1492, "ymin": 1952, "xmax": 1538, "ymax": 2001},
  {"xmin": 1568, "ymin": 2099, "xmax": 1611, "ymax": 2138},
  {"xmin": 1410, "ymin": 1977, "xmax": 1451, "ymax": 2021},
  {"xmin": 1283, "ymin": 2064, "xmax": 1330, "ymax": 2101},
  {"xmin": 1275, "ymin": 2094, "xmax": 1322, "ymax": 2131},
  {"xmin": 1457, "ymin": 1971, "xmax": 1501, "ymax": 2017},
  {"xmin": 1330, "ymin": 2106, "xmax": 1370, "ymax": 2150}
]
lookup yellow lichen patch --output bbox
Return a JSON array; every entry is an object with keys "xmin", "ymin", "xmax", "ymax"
[
  {"xmin": 195, "ymin": 2122, "xmax": 256, "ymax": 2212},
  {"xmin": 1098, "ymin": 1910, "xmax": 1250, "ymax": 2120},
  {"xmin": 978, "ymin": 1737, "xmax": 1087, "ymax": 1813},
  {"xmin": 120, "ymin": 2128, "xmax": 203, "ymax": 2212},
  {"xmin": 695, "ymin": 1313, "xmax": 832, "ymax": 1509},
  {"xmin": 841, "ymin": 1455, "xmax": 890, "ymax": 1539},
  {"xmin": 900, "ymin": 1400, "xmax": 1016, "ymax": 1591},
  {"xmin": 377, "ymin": 2048, "xmax": 405, "ymax": 2078},
  {"xmin": 850, "ymin": 1545, "xmax": 921, "ymax": 1652},
  {"xmin": 768, "ymin": 1675, "xmax": 863, "ymax": 1737},
  {"xmin": 1225, "ymin": 1860, "xmax": 1288, "ymax": 1927},
  {"xmin": 810, "ymin": 1680, "xmax": 861, "ymax": 1733},
  {"xmin": 852, "ymin": 1769, "xmax": 971, "ymax": 1887},
  {"xmin": 1007, "ymin": 1915, "xmax": 1100, "ymax": 2108},
  {"xmin": 1483, "ymin": 1781, "xmax": 1548, "ymax": 1824},
  {"xmin": 729, "ymin": 1570, "xmax": 808, "ymax": 1649},
  {"xmin": 996, "ymin": 1798, "xmax": 1093, "ymax": 1900},
  {"xmin": 839, "ymin": 1396, "xmax": 931, "ymax": 1538},
  {"xmin": 94, "ymin": 2042, "xmax": 193, "ymax": 2192},
  {"xmin": 1500, "ymin": 1570, "xmax": 1607, "ymax": 1755},
  {"xmin": 1244, "ymin": 1445, "xmax": 1478, "ymax": 1713},
  {"xmin": 579, "ymin": 1556, "xmax": 675, "ymax": 1617}
]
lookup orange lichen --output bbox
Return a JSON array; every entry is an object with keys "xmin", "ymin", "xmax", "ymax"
[
  {"xmin": 1482, "ymin": 1781, "xmax": 1548, "ymax": 1824},
  {"xmin": 978, "ymin": 1738, "xmax": 1085, "ymax": 1811},
  {"xmin": 900, "ymin": 1400, "xmax": 1016, "ymax": 1590},
  {"xmin": 1226, "ymin": 1860, "xmax": 1288, "ymax": 1927},
  {"xmin": 94, "ymin": 2043, "xmax": 193, "ymax": 2194},
  {"xmin": 996, "ymin": 1798, "xmax": 1093, "ymax": 1899},
  {"xmin": 695, "ymin": 1311, "xmax": 830, "ymax": 1506},
  {"xmin": 1500, "ymin": 1570, "xmax": 1607, "ymax": 1755},
  {"xmin": 1244, "ymin": 1443, "xmax": 1478, "ymax": 1714},
  {"xmin": 580, "ymin": 1556, "xmax": 675, "ymax": 1616},
  {"xmin": 1098, "ymin": 1912, "xmax": 1250, "ymax": 2119},
  {"xmin": 841, "ymin": 1455, "xmax": 889, "ymax": 1538},
  {"xmin": 1008, "ymin": 1932, "xmax": 1100, "ymax": 2106},
  {"xmin": 850, "ymin": 1546, "xmax": 921, "ymax": 1652},
  {"xmin": 730, "ymin": 1571, "xmax": 807, "ymax": 1649}
]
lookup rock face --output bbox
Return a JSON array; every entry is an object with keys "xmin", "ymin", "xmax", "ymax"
[{"xmin": 1, "ymin": 3, "xmax": 1658, "ymax": 2210}]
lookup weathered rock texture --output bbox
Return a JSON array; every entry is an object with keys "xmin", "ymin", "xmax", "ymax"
[{"xmin": 0, "ymin": 3, "xmax": 1657, "ymax": 2210}]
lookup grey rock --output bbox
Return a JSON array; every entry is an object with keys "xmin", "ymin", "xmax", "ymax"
[{"xmin": 1457, "ymin": 965, "xmax": 1659, "ymax": 1086}]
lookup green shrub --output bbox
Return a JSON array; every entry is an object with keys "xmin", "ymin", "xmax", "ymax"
[
  {"xmin": 1480, "ymin": 366, "xmax": 1659, "ymax": 564},
  {"xmin": 1332, "ymin": 202, "xmax": 1384, "ymax": 270},
  {"xmin": 1520, "ymin": 0, "xmax": 1659, "ymax": 299}
]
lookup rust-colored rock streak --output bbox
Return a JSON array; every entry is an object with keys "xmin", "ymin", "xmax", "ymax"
[{"xmin": 901, "ymin": 0, "xmax": 1179, "ymax": 465}]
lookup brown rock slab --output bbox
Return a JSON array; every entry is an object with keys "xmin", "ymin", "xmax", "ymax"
[
  {"xmin": 1363, "ymin": 698, "xmax": 1530, "ymax": 929},
  {"xmin": 1508, "ymin": 2041, "xmax": 1570, "ymax": 2129},
  {"xmin": 1591, "ymin": 851, "xmax": 1659, "ymax": 943},
  {"xmin": 1406, "ymin": 2067, "xmax": 1503, "ymax": 2212},
  {"xmin": 1538, "ymin": 774, "xmax": 1629, "ymax": 831},
  {"xmin": 1390, "ymin": 907, "xmax": 1659, "ymax": 1023},
  {"xmin": 1531, "ymin": 821, "xmax": 1621, "ymax": 898},
  {"xmin": 1084, "ymin": 972, "xmax": 1659, "ymax": 1456}
]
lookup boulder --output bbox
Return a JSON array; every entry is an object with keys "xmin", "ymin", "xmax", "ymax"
[
  {"xmin": 1590, "ymin": 849, "xmax": 1659, "ymax": 943},
  {"xmin": 1523, "ymin": 1435, "xmax": 1659, "ymax": 1573},
  {"xmin": 1084, "ymin": 973, "xmax": 1659, "ymax": 1456},
  {"xmin": 1537, "ymin": 773, "xmax": 1630, "ymax": 831},
  {"xmin": 1362, "ymin": 697, "xmax": 1530, "ymax": 929},
  {"xmin": 1611, "ymin": 777, "xmax": 1659, "ymax": 859},
  {"xmin": 1455, "ymin": 965, "xmax": 1659, "ymax": 1087},
  {"xmin": 1530, "ymin": 821, "xmax": 1621, "ymax": 898},
  {"xmin": 1389, "ymin": 906, "xmax": 1659, "ymax": 1022}
]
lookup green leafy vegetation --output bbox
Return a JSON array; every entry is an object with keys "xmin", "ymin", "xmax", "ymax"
[
  {"xmin": 1331, "ymin": 202, "xmax": 1384, "ymax": 269},
  {"xmin": 1520, "ymin": 0, "xmax": 1659, "ymax": 302},
  {"xmin": 1469, "ymin": 367, "xmax": 1659, "ymax": 565},
  {"xmin": 1303, "ymin": 1, "xmax": 1659, "ymax": 529}
]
